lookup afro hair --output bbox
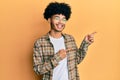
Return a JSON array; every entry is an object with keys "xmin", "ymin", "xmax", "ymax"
[{"xmin": 43, "ymin": 2, "xmax": 72, "ymax": 20}]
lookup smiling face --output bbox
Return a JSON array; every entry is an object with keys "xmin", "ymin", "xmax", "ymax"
[{"xmin": 50, "ymin": 14, "xmax": 67, "ymax": 32}]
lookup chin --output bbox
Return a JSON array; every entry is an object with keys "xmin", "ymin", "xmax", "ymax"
[{"xmin": 55, "ymin": 30, "xmax": 63, "ymax": 32}]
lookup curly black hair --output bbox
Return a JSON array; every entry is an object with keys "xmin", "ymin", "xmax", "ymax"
[{"xmin": 43, "ymin": 2, "xmax": 72, "ymax": 20}]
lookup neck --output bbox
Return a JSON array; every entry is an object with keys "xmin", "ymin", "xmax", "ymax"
[{"xmin": 49, "ymin": 30, "xmax": 62, "ymax": 38}]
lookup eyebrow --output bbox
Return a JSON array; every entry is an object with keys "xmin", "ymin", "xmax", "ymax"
[{"xmin": 54, "ymin": 15, "xmax": 66, "ymax": 19}]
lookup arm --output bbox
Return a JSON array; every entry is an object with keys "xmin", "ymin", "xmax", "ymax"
[
  {"xmin": 76, "ymin": 32, "xmax": 96, "ymax": 64},
  {"xmin": 33, "ymin": 41, "xmax": 62, "ymax": 75},
  {"xmin": 76, "ymin": 40, "xmax": 90, "ymax": 64}
]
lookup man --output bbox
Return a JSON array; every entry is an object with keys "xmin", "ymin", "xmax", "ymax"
[{"xmin": 33, "ymin": 2, "xmax": 96, "ymax": 80}]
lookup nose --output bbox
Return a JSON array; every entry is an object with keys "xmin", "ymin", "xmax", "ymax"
[{"xmin": 58, "ymin": 19, "xmax": 63, "ymax": 23}]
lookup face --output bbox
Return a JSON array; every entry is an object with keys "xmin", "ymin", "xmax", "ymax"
[{"xmin": 50, "ymin": 14, "xmax": 67, "ymax": 32}]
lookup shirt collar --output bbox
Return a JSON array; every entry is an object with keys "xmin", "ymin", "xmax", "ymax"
[{"xmin": 44, "ymin": 31, "xmax": 67, "ymax": 41}]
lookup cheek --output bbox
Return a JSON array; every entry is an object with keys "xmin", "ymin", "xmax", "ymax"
[
  {"xmin": 51, "ymin": 19, "xmax": 58, "ymax": 24},
  {"xmin": 51, "ymin": 21, "xmax": 58, "ymax": 27}
]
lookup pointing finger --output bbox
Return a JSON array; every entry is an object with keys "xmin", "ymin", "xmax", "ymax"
[
  {"xmin": 89, "ymin": 32, "xmax": 97, "ymax": 37},
  {"xmin": 91, "ymin": 32, "xmax": 97, "ymax": 35}
]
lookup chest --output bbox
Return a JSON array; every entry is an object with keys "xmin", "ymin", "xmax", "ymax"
[{"xmin": 41, "ymin": 39, "xmax": 77, "ymax": 60}]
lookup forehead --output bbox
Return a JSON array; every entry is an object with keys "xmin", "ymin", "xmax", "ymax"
[{"xmin": 52, "ymin": 14, "xmax": 66, "ymax": 18}]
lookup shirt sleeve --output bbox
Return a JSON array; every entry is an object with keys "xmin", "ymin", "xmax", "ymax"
[
  {"xmin": 76, "ymin": 39, "xmax": 90, "ymax": 64},
  {"xmin": 33, "ymin": 40, "xmax": 62, "ymax": 75},
  {"xmin": 71, "ymin": 36, "xmax": 90, "ymax": 64}
]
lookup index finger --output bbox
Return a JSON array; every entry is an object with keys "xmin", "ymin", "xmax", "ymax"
[{"xmin": 90, "ymin": 32, "xmax": 97, "ymax": 35}]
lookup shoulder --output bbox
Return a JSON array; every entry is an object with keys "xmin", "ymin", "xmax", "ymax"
[{"xmin": 34, "ymin": 34, "xmax": 49, "ymax": 46}]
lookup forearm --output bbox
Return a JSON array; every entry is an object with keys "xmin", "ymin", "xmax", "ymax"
[
  {"xmin": 77, "ymin": 40, "xmax": 90, "ymax": 64},
  {"xmin": 33, "ymin": 53, "xmax": 62, "ymax": 75}
]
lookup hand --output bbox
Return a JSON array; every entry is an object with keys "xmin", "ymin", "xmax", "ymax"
[
  {"xmin": 58, "ymin": 48, "xmax": 72, "ymax": 59},
  {"xmin": 84, "ymin": 32, "xmax": 97, "ymax": 44}
]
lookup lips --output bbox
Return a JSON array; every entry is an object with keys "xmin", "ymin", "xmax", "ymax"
[{"xmin": 56, "ymin": 24, "xmax": 64, "ymax": 29}]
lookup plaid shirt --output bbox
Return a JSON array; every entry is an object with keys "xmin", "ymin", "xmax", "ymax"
[{"xmin": 33, "ymin": 33, "xmax": 90, "ymax": 80}]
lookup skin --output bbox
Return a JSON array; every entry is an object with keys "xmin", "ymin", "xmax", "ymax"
[{"xmin": 49, "ymin": 14, "xmax": 96, "ymax": 59}]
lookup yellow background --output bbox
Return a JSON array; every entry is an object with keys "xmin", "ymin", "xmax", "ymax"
[{"xmin": 0, "ymin": 0, "xmax": 120, "ymax": 80}]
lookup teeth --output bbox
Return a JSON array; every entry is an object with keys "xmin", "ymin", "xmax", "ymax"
[{"xmin": 57, "ymin": 24, "xmax": 62, "ymax": 28}]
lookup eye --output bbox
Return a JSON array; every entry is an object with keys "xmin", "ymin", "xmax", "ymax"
[
  {"xmin": 62, "ymin": 18, "xmax": 67, "ymax": 22},
  {"xmin": 54, "ymin": 16, "xmax": 60, "ymax": 20}
]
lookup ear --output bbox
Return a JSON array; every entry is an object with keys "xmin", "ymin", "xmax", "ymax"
[{"xmin": 48, "ymin": 18, "xmax": 51, "ymax": 23}]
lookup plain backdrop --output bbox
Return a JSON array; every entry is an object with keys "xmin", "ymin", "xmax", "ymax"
[{"xmin": 0, "ymin": 0, "xmax": 120, "ymax": 80}]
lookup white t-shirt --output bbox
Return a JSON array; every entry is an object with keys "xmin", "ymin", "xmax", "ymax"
[{"xmin": 49, "ymin": 36, "xmax": 68, "ymax": 80}]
